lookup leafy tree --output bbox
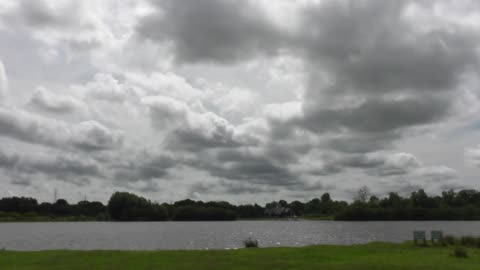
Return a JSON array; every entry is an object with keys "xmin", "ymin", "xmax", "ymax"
[
  {"xmin": 173, "ymin": 206, "xmax": 236, "ymax": 221},
  {"xmin": 107, "ymin": 192, "xmax": 168, "ymax": 221},
  {"xmin": 289, "ymin": 200, "xmax": 305, "ymax": 216},
  {"xmin": 354, "ymin": 186, "xmax": 371, "ymax": 204}
]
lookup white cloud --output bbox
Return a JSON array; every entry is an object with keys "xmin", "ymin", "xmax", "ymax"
[
  {"xmin": 0, "ymin": 59, "xmax": 8, "ymax": 104},
  {"xmin": 465, "ymin": 145, "xmax": 480, "ymax": 167},
  {"xmin": 28, "ymin": 87, "xmax": 87, "ymax": 114}
]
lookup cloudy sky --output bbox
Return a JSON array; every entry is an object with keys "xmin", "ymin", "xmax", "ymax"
[{"xmin": 0, "ymin": 0, "xmax": 480, "ymax": 204}]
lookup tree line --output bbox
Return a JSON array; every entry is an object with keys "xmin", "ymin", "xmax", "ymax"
[{"xmin": 1, "ymin": 188, "xmax": 480, "ymax": 221}]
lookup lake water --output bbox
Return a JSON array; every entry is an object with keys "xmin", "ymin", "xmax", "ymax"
[{"xmin": 1, "ymin": 221, "xmax": 479, "ymax": 250}]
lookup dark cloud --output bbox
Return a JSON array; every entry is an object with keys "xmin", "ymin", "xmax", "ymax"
[
  {"xmin": 0, "ymin": 149, "xmax": 99, "ymax": 186},
  {"xmin": 0, "ymin": 108, "xmax": 123, "ymax": 152},
  {"xmin": 338, "ymin": 154, "xmax": 385, "ymax": 169},
  {"xmin": 301, "ymin": 96, "xmax": 450, "ymax": 134},
  {"xmin": 167, "ymin": 125, "xmax": 240, "ymax": 152},
  {"xmin": 299, "ymin": 0, "xmax": 479, "ymax": 94},
  {"xmin": 308, "ymin": 164, "xmax": 343, "ymax": 176},
  {"xmin": 415, "ymin": 166, "xmax": 458, "ymax": 183},
  {"xmin": 307, "ymin": 152, "xmax": 421, "ymax": 177},
  {"xmin": 0, "ymin": 151, "xmax": 19, "ymax": 168},
  {"xmin": 137, "ymin": 0, "xmax": 286, "ymax": 63},
  {"xmin": 367, "ymin": 153, "xmax": 421, "ymax": 176},
  {"xmin": 293, "ymin": 1, "xmax": 479, "ymax": 160},
  {"xmin": 72, "ymin": 121, "xmax": 124, "ymax": 151},
  {"xmin": 112, "ymin": 152, "xmax": 176, "ymax": 182},
  {"xmin": 202, "ymin": 148, "xmax": 298, "ymax": 186},
  {"xmin": 18, "ymin": 0, "xmax": 69, "ymax": 27},
  {"xmin": 190, "ymin": 180, "xmax": 280, "ymax": 196},
  {"xmin": 24, "ymin": 155, "xmax": 100, "ymax": 181},
  {"xmin": 0, "ymin": 108, "xmax": 63, "ymax": 147},
  {"xmin": 327, "ymin": 132, "xmax": 398, "ymax": 153},
  {"xmin": 221, "ymin": 180, "xmax": 279, "ymax": 195},
  {"xmin": 12, "ymin": 0, "xmax": 89, "ymax": 31}
]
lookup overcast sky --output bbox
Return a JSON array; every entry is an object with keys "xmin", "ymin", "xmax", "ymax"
[{"xmin": 0, "ymin": 0, "xmax": 479, "ymax": 204}]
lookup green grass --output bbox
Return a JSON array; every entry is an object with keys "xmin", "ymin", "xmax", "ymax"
[{"xmin": 0, "ymin": 243, "xmax": 479, "ymax": 270}]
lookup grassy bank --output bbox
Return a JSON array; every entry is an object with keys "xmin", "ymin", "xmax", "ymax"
[{"xmin": 0, "ymin": 243, "xmax": 479, "ymax": 270}]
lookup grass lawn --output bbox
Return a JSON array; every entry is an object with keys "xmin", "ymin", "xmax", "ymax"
[{"xmin": 0, "ymin": 243, "xmax": 479, "ymax": 270}]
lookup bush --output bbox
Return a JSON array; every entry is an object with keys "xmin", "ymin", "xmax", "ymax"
[
  {"xmin": 460, "ymin": 236, "xmax": 477, "ymax": 247},
  {"xmin": 452, "ymin": 247, "xmax": 468, "ymax": 258},
  {"xmin": 244, "ymin": 238, "xmax": 259, "ymax": 248},
  {"xmin": 444, "ymin": 235, "xmax": 456, "ymax": 245}
]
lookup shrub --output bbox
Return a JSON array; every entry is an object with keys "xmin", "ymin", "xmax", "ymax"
[
  {"xmin": 452, "ymin": 247, "xmax": 468, "ymax": 258},
  {"xmin": 444, "ymin": 235, "xmax": 456, "ymax": 245},
  {"xmin": 460, "ymin": 236, "xmax": 476, "ymax": 247},
  {"xmin": 244, "ymin": 238, "xmax": 259, "ymax": 248},
  {"xmin": 476, "ymin": 237, "xmax": 480, "ymax": 249}
]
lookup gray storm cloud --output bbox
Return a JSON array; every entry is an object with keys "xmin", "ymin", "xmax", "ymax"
[{"xmin": 137, "ymin": 0, "xmax": 287, "ymax": 63}]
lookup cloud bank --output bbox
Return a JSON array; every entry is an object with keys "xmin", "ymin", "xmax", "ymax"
[{"xmin": 0, "ymin": 0, "xmax": 478, "ymax": 202}]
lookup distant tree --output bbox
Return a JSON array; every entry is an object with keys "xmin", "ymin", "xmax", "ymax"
[
  {"xmin": 107, "ymin": 192, "xmax": 168, "ymax": 221},
  {"xmin": 37, "ymin": 202, "xmax": 53, "ymax": 216},
  {"xmin": 368, "ymin": 196, "xmax": 380, "ymax": 207},
  {"xmin": 410, "ymin": 189, "xmax": 438, "ymax": 208},
  {"xmin": 53, "ymin": 199, "xmax": 71, "ymax": 216},
  {"xmin": 379, "ymin": 192, "xmax": 408, "ymax": 208},
  {"xmin": 456, "ymin": 189, "xmax": 480, "ymax": 207},
  {"xmin": 321, "ymin": 193, "xmax": 332, "ymax": 204},
  {"xmin": 173, "ymin": 206, "xmax": 236, "ymax": 221},
  {"xmin": 236, "ymin": 204, "xmax": 264, "ymax": 218},
  {"xmin": 441, "ymin": 189, "xmax": 456, "ymax": 207},
  {"xmin": 278, "ymin": 200, "xmax": 288, "ymax": 208},
  {"xmin": 304, "ymin": 198, "xmax": 320, "ymax": 213},
  {"xmin": 75, "ymin": 201, "xmax": 106, "ymax": 217},
  {"xmin": 289, "ymin": 200, "xmax": 305, "ymax": 216},
  {"xmin": 174, "ymin": 199, "xmax": 197, "ymax": 207},
  {"xmin": 0, "ymin": 197, "xmax": 38, "ymax": 213},
  {"xmin": 319, "ymin": 193, "xmax": 334, "ymax": 214},
  {"xmin": 354, "ymin": 186, "xmax": 371, "ymax": 204}
]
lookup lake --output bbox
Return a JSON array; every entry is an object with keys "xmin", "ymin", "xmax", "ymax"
[{"xmin": 1, "ymin": 220, "xmax": 479, "ymax": 250}]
